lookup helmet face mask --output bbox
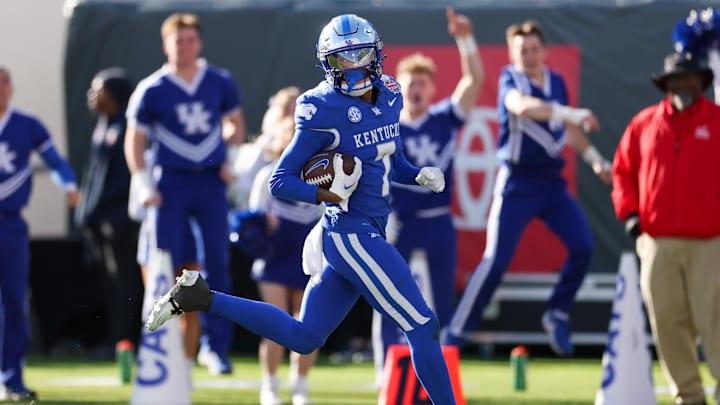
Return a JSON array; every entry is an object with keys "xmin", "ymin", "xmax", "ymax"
[{"xmin": 317, "ymin": 14, "xmax": 384, "ymax": 96}]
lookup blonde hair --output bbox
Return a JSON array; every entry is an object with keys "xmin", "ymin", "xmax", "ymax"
[
  {"xmin": 161, "ymin": 13, "xmax": 202, "ymax": 40},
  {"xmin": 396, "ymin": 53, "xmax": 436, "ymax": 78},
  {"xmin": 261, "ymin": 86, "xmax": 301, "ymax": 135},
  {"xmin": 263, "ymin": 116, "xmax": 295, "ymax": 161},
  {"xmin": 505, "ymin": 20, "xmax": 545, "ymax": 46},
  {"xmin": 271, "ymin": 86, "xmax": 301, "ymax": 118}
]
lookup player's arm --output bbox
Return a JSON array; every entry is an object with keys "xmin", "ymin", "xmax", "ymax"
[
  {"xmin": 124, "ymin": 126, "xmax": 147, "ymax": 174},
  {"xmin": 125, "ymin": 82, "xmax": 164, "ymax": 207},
  {"xmin": 269, "ymin": 127, "xmax": 338, "ymax": 205},
  {"xmin": 123, "ymin": 125, "xmax": 159, "ymax": 206},
  {"xmin": 447, "ymin": 7, "xmax": 484, "ymax": 116},
  {"xmin": 223, "ymin": 109, "xmax": 246, "ymax": 146},
  {"xmin": 221, "ymin": 109, "xmax": 247, "ymax": 184},
  {"xmin": 392, "ymin": 142, "xmax": 444, "ymax": 193},
  {"xmin": 504, "ymin": 88, "xmax": 599, "ymax": 132},
  {"xmin": 32, "ymin": 119, "xmax": 79, "ymax": 207},
  {"xmin": 37, "ymin": 140, "xmax": 80, "ymax": 207},
  {"xmin": 566, "ymin": 124, "xmax": 611, "ymax": 183},
  {"xmin": 391, "ymin": 143, "xmax": 421, "ymax": 185},
  {"xmin": 220, "ymin": 71, "xmax": 246, "ymax": 147}
]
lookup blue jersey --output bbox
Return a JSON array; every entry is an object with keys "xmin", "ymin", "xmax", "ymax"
[
  {"xmin": 0, "ymin": 108, "xmax": 76, "ymax": 211},
  {"xmin": 497, "ymin": 65, "xmax": 568, "ymax": 180},
  {"xmin": 391, "ymin": 98, "xmax": 464, "ymax": 216},
  {"xmin": 269, "ymin": 76, "xmax": 420, "ymax": 235},
  {"xmin": 127, "ymin": 59, "xmax": 241, "ymax": 171}
]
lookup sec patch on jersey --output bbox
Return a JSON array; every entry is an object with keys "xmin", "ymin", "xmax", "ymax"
[{"xmin": 301, "ymin": 151, "xmax": 356, "ymax": 189}]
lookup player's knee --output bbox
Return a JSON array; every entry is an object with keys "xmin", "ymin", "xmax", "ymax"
[
  {"xmin": 425, "ymin": 316, "xmax": 441, "ymax": 340},
  {"xmin": 290, "ymin": 326, "xmax": 325, "ymax": 354},
  {"xmin": 407, "ymin": 316, "xmax": 441, "ymax": 342},
  {"xmin": 569, "ymin": 239, "xmax": 594, "ymax": 262}
]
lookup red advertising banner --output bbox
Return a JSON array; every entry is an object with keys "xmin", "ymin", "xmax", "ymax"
[{"xmin": 384, "ymin": 44, "xmax": 581, "ymax": 290}]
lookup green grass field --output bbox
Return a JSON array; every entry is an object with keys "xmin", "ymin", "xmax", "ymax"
[{"xmin": 20, "ymin": 354, "xmax": 715, "ymax": 404}]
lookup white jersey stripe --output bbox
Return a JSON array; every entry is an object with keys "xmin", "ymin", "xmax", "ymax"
[
  {"xmin": 0, "ymin": 165, "xmax": 32, "ymax": 200},
  {"xmin": 508, "ymin": 67, "xmax": 530, "ymax": 96},
  {"xmin": 154, "ymin": 123, "xmax": 222, "ymax": 163},
  {"xmin": 164, "ymin": 59, "xmax": 208, "ymax": 96},
  {"xmin": 435, "ymin": 138, "xmax": 456, "ymax": 172},
  {"xmin": 37, "ymin": 139, "xmax": 54, "ymax": 153},
  {"xmin": 155, "ymin": 123, "xmax": 221, "ymax": 158},
  {"xmin": 508, "ymin": 115, "xmax": 523, "ymax": 162},
  {"xmin": 507, "ymin": 66, "xmax": 565, "ymax": 159},
  {"xmin": 520, "ymin": 117, "xmax": 566, "ymax": 157}
]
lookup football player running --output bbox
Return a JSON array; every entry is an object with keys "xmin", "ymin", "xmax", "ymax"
[{"xmin": 146, "ymin": 14, "xmax": 457, "ymax": 404}]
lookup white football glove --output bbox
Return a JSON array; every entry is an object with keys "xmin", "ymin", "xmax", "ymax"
[
  {"xmin": 415, "ymin": 166, "xmax": 445, "ymax": 193},
  {"xmin": 328, "ymin": 154, "xmax": 362, "ymax": 212}
]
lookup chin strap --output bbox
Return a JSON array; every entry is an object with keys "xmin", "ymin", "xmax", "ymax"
[{"xmin": 339, "ymin": 69, "xmax": 373, "ymax": 96}]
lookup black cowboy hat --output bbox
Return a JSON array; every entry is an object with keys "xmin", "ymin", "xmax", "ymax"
[{"xmin": 651, "ymin": 52, "xmax": 714, "ymax": 92}]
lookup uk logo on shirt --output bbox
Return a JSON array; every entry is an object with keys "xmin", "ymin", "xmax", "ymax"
[
  {"xmin": 0, "ymin": 143, "xmax": 17, "ymax": 173},
  {"xmin": 176, "ymin": 102, "xmax": 211, "ymax": 135},
  {"xmin": 404, "ymin": 134, "xmax": 440, "ymax": 166}
]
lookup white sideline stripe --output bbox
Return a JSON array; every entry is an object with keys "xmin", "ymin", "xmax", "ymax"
[
  {"xmin": 43, "ymin": 376, "xmax": 715, "ymax": 396},
  {"xmin": 43, "ymin": 377, "xmax": 378, "ymax": 390}
]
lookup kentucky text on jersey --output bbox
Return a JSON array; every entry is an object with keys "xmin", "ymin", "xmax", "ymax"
[{"xmin": 352, "ymin": 122, "xmax": 400, "ymax": 148}]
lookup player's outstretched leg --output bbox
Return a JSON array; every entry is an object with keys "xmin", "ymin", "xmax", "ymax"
[{"xmin": 146, "ymin": 270, "xmax": 214, "ymax": 331}]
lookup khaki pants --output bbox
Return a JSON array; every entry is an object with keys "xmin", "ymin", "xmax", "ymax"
[{"xmin": 636, "ymin": 234, "xmax": 720, "ymax": 405}]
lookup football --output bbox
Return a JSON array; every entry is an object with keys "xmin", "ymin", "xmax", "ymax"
[{"xmin": 301, "ymin": 151, "xmax": 356, "ymax": 189}]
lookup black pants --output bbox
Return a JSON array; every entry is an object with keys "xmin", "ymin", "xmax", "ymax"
[{"xmin": 83, "ymin": 221, "xmax": 144, "ymax": 347}]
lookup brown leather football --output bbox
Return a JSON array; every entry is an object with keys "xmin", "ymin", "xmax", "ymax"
[{"xmin": 301, "ymin": 151, "xmax": 356, "ymax": 189}]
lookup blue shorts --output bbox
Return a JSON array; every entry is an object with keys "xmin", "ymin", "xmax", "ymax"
[{"xmin": 252, "ymin": 219, "xmax": 312, "ymax": 290}]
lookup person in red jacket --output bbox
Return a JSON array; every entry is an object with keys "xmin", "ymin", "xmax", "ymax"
[{"xmin": 612, "ymin": 52, "xmax": 720, "ymax": 405}]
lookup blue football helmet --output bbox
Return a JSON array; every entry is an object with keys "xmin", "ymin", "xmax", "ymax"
[{"xmin": 316, "ymin": 14, "xmax": 384, "ymax": 96}]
